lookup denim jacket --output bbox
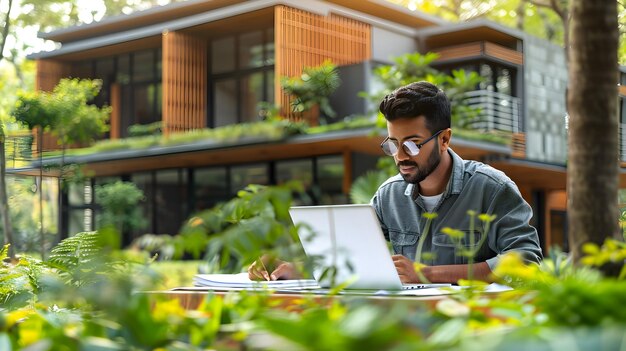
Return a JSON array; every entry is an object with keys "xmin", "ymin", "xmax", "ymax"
[{"xmin": 371, "ymin": 149, "xmax": 543, "ymax": 270}]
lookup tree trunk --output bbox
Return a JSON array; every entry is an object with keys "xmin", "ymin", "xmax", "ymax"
[
  {"xmin": 567, "ymin": 0, "xmax": 620, "ymax": 272},
  {"xmin": 39, "ymin": 128, "xmax": 45, "ymax": 260},
  {"xmin": 0, "ymin": 132, "xmax": 15, "ymax": 259},
  {"xmin": 0, "ymin": 0, "xmax": 14, "ymax": 64}
]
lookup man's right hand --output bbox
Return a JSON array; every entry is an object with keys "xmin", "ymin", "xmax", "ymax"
[{"xmin": 247, "ymin": 255, "xmax": 299, "ymax": 281}]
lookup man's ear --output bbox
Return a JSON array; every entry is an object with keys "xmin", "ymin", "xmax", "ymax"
[{"xmin": 440, "ymin": 128, "xmax": 452, "ymax": 151}]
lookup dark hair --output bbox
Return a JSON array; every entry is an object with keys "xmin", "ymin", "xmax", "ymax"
[{"xmin": 378, "ymin": 81, "xmax": 451, "ymax": 133}]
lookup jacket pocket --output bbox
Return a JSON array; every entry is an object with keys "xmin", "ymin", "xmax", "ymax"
[{"xmin": 389, "ymin": 230, "xmax": 419, "ymax": 258}]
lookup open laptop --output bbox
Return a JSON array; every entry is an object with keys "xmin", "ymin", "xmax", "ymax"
[{"xmin": 289, "ymin": 204, "xmax": 450, "ymax": 291}]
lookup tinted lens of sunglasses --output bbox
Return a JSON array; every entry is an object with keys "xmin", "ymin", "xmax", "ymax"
[
  {"xmin": 402, "ymin": 141, "xmax": 420, "ymax": 156},
  {"xmin": 381, "ymin": 140, "xmax": 398, "ymax": 156}
]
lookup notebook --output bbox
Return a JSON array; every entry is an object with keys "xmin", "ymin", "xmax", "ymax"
[{"xmin": 289, "ymin": 204, "xmax": 450, "ymax": 291}]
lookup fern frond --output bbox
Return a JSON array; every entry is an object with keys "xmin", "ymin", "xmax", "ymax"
[{"xmin": 48, "ymin": 231, "xmax": 102, "ymax": 272}]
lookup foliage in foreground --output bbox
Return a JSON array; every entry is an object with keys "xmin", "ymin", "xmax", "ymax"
[{"xmin": 2, "ymin": 185, "xmax": 626, "ymax": 350}]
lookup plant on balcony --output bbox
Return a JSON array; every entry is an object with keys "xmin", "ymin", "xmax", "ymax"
[
  {"xmin": 128, "ymin": 121, "xmax": 162, "ymax": 137},
  {"xmin": 281, "ymin": 60, "xmax": 341, "ymax": 123},
  {"xmin": 363, "ymin": 52, "xmax": 484, "ymax": 130}
]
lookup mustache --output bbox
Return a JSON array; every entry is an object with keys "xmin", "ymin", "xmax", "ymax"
[{"xmin": 397, "ymin": 161, "xmax": 418, "ymax": 167}]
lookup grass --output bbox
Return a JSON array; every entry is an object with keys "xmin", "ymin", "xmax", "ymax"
[{"xmin": 39, "ymin": 116, "xmax": 513, "ymax": 159}]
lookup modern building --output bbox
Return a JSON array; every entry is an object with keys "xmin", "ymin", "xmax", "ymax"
[{"xmin": 19, "ymin": 0, "xmax": 626, "ymax": 252}]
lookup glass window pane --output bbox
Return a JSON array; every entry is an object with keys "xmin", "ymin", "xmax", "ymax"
[
  {"xmin": 212, "ymin": 36, "xmax": 235, "ymax": 74},
  {"xmin": 496, "ymin": 67, "xmax": 512, "ymax": 96},
  {"xmin": 134, "ymin": 84, "xmax": 155, "ymax": 125},
  {"xmin": 133, "ymin": 50, "xmax": 155, "ymax": 82},
  {"xmin": 117, "ymin": 54, "xmax": 130, "ymax": 84},
  {"xmin": 265, "ymin": 28, "xmax": 275, "ymax": 66},
  {"xmin": 72, "ymin": 61, "xmax": 93, "ymax": 78},
  {"xmin": 194, "ymin": 167, "xmax": 229, "ymax": 211},
  {"xmin": 214, "ymin": 79, "xmax": 237, "ymax": 127},
  {"xmin": 231, "ymin": 164, "xmax": 268, "ymax": 193},
  {"xmin": 266, "ymin": 70, "xmax": 275, "ymax": 104},
  {"xmin": 68, "ymin": 182, "xmax": 86, "ymax": 206},
  {"xmin": 479, "ymin": 64, "xmax": 494, "ymax": 91},
  {"xmin": 131, "ymin": 172, "xmax": 154, "ymax": 235},
  {"xmin": 156, "ymin": 48, "xmax": 162, "ymax": 79},
  {"xmin": 155, "ymin": 83, "xmax": 162, "ymax": 119},
  {"xmin": 241, "ymin": 72, "xmax": 264, "ymax": 123},
  {"xmin": 239, "ymin": 31, "xmax": 264, "ymax": 69},
  {"xmin": 317, "ymin": 155, "xmax": 346, "ymax": 204},
  {"xmin": 68, "ymin": 209, "xmax": 91, "ymax": 237},
  {"xmin": 276, "ymin": 159, "xmax": 314, "ymax": 205},
  {"xmin": 96, "ymin": 57, "xmax": 115, "ymax": 79},
  {"xmin": 155, "ymin": 170, "xmax": 187, "ymax": 235}
]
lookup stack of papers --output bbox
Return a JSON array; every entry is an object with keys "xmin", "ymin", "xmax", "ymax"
[{"xmin": 192, "ymin": 272, "xmax": 321, "ymax": 290}]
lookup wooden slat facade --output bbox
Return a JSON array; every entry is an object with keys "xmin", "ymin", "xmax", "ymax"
[
  {"xmin": 511, "ymin": 132, "xmax": 526, "ymax": 158},
  {"xmin": 484, "ymin": 42, "xmax": 524, "ymax": 65},
  {"xmin": 434, "ymin": 42, "xmax": 483, "ymax": 62},
  {"xmin": 162, "ymin": 31, "xmax": 208, "ymax": 135},
  {"xmin": 35, "ymin": 59, "xmax": 71, "ymax": 92},
  {"xmin": 274, "ymin": 6, "xmax": 371, "ymax": 123},
  {"xmin": 434, "ymin": 41, "xmax": 523, "ymax": 66},
  {"xmin": 110, "ymin": 83, "xmax": 121, "ymax": 139}
]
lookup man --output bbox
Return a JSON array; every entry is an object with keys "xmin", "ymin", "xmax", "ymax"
[
  {"xmin": 249, "ymin": 81, "xmax": 542, "ymax": 283},
  {"xmin": 373, "ymin": 81, "xmax": 542, "ymax": 283}
]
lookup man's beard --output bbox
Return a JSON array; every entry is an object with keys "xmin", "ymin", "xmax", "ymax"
[{"xmin": 397, "ymin": 144, "xmax": 441, "ymax": 184}]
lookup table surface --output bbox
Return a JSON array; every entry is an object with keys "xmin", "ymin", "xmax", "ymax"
[{"xmin": 144, "ymin": 286, "xmax": 461, "ymax": 310}]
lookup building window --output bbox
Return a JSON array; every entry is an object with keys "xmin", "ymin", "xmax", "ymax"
[
  {"xmin": 193, "ymin": 167, "xmax": 230, "ymax": 212},
  {"xmin": 436, "ymin": 60, "xmax": 517, "ymax": 97},
  {"xmin": 67, "ymin": 180, "xmax": 94, "ymax": 235},
  {"xmin": 231, "ymin": 163, "xmax": 269, "ymax": 193},
  {"xmin": 155, "ymin": 169, "xmax": 187, "ymax": 235},
  {"xmin": 210, "ymin": 28, "xmax": 274, "ymax": 127},
  {"xmin": 131, "ymin": 172, "xmax": 154, "ymax": 239},
  {"xmin": 276, "ymin": 159, "xmax": 315, "ymax": 206},
  {"xmin": 317, "ymin": 155, "xmax": 346, "ymax": 204},
  {"xmin": 212, "ymin": 36, "xmax": 235, "ymax": 74},
  {"xmin": 213, "ymin": 78, "xmax": 238, "ymax": 127},
  {"xmin": 72, "ymin": 48, "xmax": 162, "ymax": 138}
]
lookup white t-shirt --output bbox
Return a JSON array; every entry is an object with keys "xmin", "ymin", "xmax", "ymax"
[{"xmin": 420, "ymin": 193, "xmax": 443, "ymax": 213}]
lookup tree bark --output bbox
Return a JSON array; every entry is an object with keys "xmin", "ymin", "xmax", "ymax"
[
  {"xmin": 0, "ymin": 0, "xmax": 14, "ymax": 63},
  {"xmin": 567, "ymin": 0, "xmax": 620, "ymax": 272}
]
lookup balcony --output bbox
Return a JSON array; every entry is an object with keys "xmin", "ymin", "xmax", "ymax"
[
  {"xmin": 460, "ymin": 89, "xmax": 521, "ymax": 133},
  {"xmin": 455, "ymin": 89, "xmax": 525, "ymax": 158}
]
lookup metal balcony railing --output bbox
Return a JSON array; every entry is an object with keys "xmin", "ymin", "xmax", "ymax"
[
  {"xmin": 459, "ymin": 90, "xmax": 521, "ymax": 133},
  {"xmin": 4, "ymin": 135, "xmax": 34, "ymax": 169}
]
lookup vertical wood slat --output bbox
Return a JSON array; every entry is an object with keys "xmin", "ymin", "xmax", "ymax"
[
  {"xmin": 162, "ymin": 31, "xmax": 208, "ymax": 136},
  {"xmin": 274, "ymin": 6, "xmax": 371, "ymax": 123},
  {"xmin": 110, "ymin": 83, "xmax": 121, "ymax": 139},
  {"xmin": 35, "ymin": 59, "xmax": 71, "ymax": 92}
]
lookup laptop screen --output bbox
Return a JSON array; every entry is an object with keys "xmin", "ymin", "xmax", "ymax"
[{"xmin": 289, "ymin": 204, "xmax": 405, "ymax": 290}]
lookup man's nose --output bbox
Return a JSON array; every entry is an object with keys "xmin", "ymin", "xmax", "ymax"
[{"xmin": 395, "ymin": 145, "xmax": 411, "ymax": 161}]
